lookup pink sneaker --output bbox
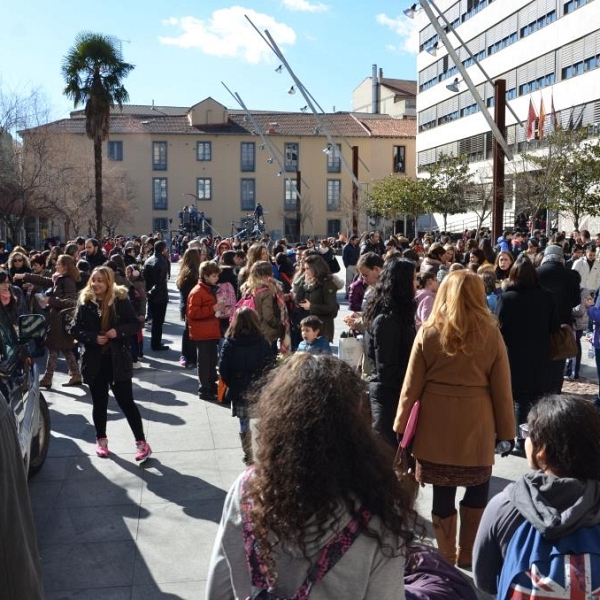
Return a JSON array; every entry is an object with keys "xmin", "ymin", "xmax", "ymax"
[
  {"xmin": 135, "ymin": 441, "xmax": 152, "ymax": 463},
  {"xmin": 96, "ymin": 438, "xmax": 110, "ymax": 458}
]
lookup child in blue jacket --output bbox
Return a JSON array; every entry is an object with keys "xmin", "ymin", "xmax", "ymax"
[{"xmin": 297, "ymin": 316, "xmax": 332, "ymax": 355}]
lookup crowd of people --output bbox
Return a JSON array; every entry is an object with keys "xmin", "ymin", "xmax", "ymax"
[{"xmin": 2, "ymin": 222, "xmax": 600, "ymax": 599}]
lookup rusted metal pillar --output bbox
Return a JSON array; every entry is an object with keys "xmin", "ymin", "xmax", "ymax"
[
  {"xmin": 492, "ymin": 79, "xmax": 506, "ymax": 241},
  {"xmin": 352, "ymin": 146, "xmax": 359, "ymax": 234},
  {"xmin": 296, "ymin": 170, "xmax": 301, "ymax": 242}
]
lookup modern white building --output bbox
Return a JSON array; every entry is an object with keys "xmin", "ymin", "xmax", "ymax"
[{"xmin": 414, "ymin": 0, "xmax": 600, "ymax": 232}]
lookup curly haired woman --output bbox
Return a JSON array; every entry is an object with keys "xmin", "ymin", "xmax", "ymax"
[{"xmin": 206, "ymin": 353, "xmax": 419, "ymax": 599}]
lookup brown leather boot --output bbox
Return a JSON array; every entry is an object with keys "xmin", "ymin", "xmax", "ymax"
[
  {"xmin": 431, "ymin": 512, "xmax": 457, "ymax": 564},
  {"xmin": 239, "ymin": 432, "xmax": 253, "ymax": 465},
  {"xmin": 456, "ymin": 503, "xmax": 485, "ymax": 568},
  {"xmin": 39, "ymin": 375, "xmax": 53, "ymax": 389},
  {"xmin": 62, "ymin": 376, "xmax": 83, "ymax": 387}
]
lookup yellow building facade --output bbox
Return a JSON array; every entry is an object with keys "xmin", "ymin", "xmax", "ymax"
[{"xmin": 23, "ymin": 98, "xmax": 416, "ymax": 241}]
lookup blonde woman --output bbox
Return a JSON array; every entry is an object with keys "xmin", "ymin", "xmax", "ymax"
[
  {"xmin": 14, "ymin": 254, "xmax": 82, "ymax": 388},
  {"xmin": 240, "ymin": 260, "xmax": 290, "ymax": 354},
  {"xmin": 394, "ymin": 270, "xmax": 515, "ymax": 568},
  {"xmin": 71, "ymin": 266, "xmax": 151, "ymax": 462}
]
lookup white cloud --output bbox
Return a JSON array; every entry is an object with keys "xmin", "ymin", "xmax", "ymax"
[
  {"xmin": 376, "ymin": 13, "xmax": 419, "ymax": 55},
  {"xmin": 282, "ymin": 0, "xmax": 328, "ymax": 12},
  {"xmin": 159, "ymin": 6, "xmax": 297, "ymax": 64}
]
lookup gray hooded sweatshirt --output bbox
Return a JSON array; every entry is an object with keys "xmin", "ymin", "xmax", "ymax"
[{"xmin": 473, "ymin": 471, "xmax": 600, "ymax": 595}]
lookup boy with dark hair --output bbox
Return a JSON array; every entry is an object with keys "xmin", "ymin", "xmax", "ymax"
[{"xmin": 297, "ymin": 316, "xmax": 332, "ymax": 355}]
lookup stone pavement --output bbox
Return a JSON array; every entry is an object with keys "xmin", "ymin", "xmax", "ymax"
[{"xmin": 28, "ymin": 263, "xmax": 598, "ymax": 599}]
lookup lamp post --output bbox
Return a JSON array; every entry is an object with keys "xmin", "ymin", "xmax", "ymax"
[{"xmin": 492, "ymin": 80, "xmax": 506, "ymax": 242}]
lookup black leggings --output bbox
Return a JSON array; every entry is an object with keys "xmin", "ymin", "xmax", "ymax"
[
  {"xmin": 432, "ymin": 480, "xmax": 490, "ymax": 519},
  {"xmin": 90, "ymin": 354, "xmax": 145, "ymax": 441}
]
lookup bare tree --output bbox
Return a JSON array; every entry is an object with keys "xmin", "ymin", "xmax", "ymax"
[{"xmin": 0, "ymin": 88, "xmax": 60, "ymax": 244}]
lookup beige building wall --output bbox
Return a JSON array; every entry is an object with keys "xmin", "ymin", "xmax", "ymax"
[{"xmin": 22, "ymin": 99, "xmax": 417, "ymax": 241}]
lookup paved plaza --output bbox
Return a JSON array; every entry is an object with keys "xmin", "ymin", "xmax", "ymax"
[{"xmin": 28, "ymin": 264, "xmax": 598, "ymax": 599}]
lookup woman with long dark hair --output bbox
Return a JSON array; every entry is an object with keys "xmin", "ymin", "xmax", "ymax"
[
  {"xmin": 293, "ymin": 254, "xmax": 338, "ymax": 343},
  {"xmin": 496, "ymin": 255, "xmax": 559, "ymax": 454},
  {"xmin": 206, "ymin": 353, "xmax": 418, "ymax": 599},
  {"xmin": 364, "ymin": 257, "xmax": 416, "ymax": 448},
  {"xmin": 176, "ymin": 248, "xmax": 201, "ymax": 368},
  {"xmin": 394, "ymin": 270, "xmax": 515, "ymax": 568}
]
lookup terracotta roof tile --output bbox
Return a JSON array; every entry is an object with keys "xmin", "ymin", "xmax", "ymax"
[{"xmin": 22, "ymin": 104, "xmax": 415, "ymax": 139}]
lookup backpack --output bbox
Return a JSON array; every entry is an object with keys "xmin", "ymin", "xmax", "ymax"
[
  {"xmin": 240, "ymin": 469, "xmax": 371, "ymax": 600},
  {"xmin": 230, "ymin": 293, "xmax": 257, "ymax": 323},
  {"xmin": 497, "ymin": 519, "xmax": 600, "ymax": 599},
  {"xmin": 215, "ymin": 282, "xmax": 237, "ymax": 319}
]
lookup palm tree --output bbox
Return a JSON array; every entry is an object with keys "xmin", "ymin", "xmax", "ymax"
[{"xmin": 62, "ymin": 32, "xmax": 134, "ymax": 239}]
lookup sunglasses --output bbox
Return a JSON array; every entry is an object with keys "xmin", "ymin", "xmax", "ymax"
[{"xmin": 13, "ymin": 258, "xmax": 24, "ymax": 263}]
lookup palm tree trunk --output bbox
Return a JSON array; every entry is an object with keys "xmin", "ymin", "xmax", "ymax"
[{"xmin": 94, "ymin": 136, "xmax": 103, "ymax": 239}]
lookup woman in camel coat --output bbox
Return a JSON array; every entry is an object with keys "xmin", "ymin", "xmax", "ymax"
[{"xmin": 394, "ymin": 270, "xmax": 514, "ymax": 570}]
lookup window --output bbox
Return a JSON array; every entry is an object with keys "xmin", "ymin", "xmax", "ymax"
[
  {"xmin": 197, "ymin": 178, "xmax": 212, "ymax": 201},
  {"xmin": 241, "ymin": 142, "xmax": 255, "ymax": 172},
  {"xmin": 326, "ymin": 143, "xmax": 342, "ymax": 173},
  {"xmin": 152, "ymin": 141, "xmax": 167, "ymax": 170},
  {"xmin": 393, "ymin": 146, "xmax": 406, "ymax": 173},
  {"xmin": 327, "ymin": 220, "xmax": 341, "ymax": 238},
  {"xmin": 327, "ymin": 180, "xmax": 341, "ymax": 211},
  {"xmin": 521, "ymin": 11, "xmax": 556, "ymax": 38},
  {"xmin": 564, "ymin": 0, "xmax": 590, "ymax": 14},
  {"xmin": 284, "ymin": 178, "xmax": 298, "ymax": 211},
  {"xmin": 285, "ymin": 142, "xmax": 299, "ymax": 172},
  {"xmin": 107, "ymin": 140, "xmax": 123, "ymax": 161},
  {"xmin": 241, "ymin": 179, "xmax": 256, "ymax": 211},
  {"xmin": 152, "ymin": 178, "xmax": 168, "ymax": 210},
  {"xmin": 196, "ymin": 141, "xmax": 212, "ymax": 161},
  {"xmin": 153, "ymin": 218, "xmax": 169, "ymax": 233}
]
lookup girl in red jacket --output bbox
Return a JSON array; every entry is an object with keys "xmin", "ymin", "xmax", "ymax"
[{"xmin": 187, "ymin": 261, "xmax": 224, "ymax": 401}]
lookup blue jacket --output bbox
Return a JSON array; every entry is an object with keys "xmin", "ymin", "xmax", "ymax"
[{"xmin": 297, "ymin": 336, "xmax": 332, "ymax": 354}]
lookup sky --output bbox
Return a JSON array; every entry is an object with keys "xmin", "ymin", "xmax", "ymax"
[{"xmin": 1, "ymin": 0, "xmax": 419, "ymax": 123}]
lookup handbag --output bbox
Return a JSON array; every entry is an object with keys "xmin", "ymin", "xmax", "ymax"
[
  {"xmin": 338, "ymin": 330, "xmax": 363, "ymax": 369},
  {"xmin": 394, "ymin": 400, "xmax": 421, "ymax": 502},
  {"xmin": 549, "ymin": 324, "xmax": 577, "ymax": 361}
]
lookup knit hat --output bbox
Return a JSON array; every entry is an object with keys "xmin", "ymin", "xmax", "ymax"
[{"xmin": 544, "ymin": 244, "xmax": 564, "ymax": 258}]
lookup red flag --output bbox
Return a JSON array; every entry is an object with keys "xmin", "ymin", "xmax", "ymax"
[
  {"xmin": 525, "ymin": 97, "xmax": 538, "ymax": 141},
  {"xmin": 539, "ymin": 96, "xmax": 546, "ymax": 140}
]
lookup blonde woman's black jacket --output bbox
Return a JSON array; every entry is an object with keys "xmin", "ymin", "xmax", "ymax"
[{"xmin": 71, "ymin": 287, "xmax": 139, "ymax": 384}]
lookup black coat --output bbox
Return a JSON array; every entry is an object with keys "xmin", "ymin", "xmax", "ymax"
[
  {"xmin": 536, "ymin": 261, "xmax": 580, "ymax": 325},
  {"xmin": 366, "ymin": 313, "xmax": 416, "ymax": 405},
  {"xmin": 496, "ymin": 287, "xmax": 559, "ymax": 396},
  {"xmin": 143, "ymin": 253, "xmax": 169, "ymax": 304},
  {"xmin": 218, "ymin": 334, "xmax": 273, "ymax": 406},
  {"xmin": 71, "ymin": 291, "xmax": 139, "ymax": 384}
]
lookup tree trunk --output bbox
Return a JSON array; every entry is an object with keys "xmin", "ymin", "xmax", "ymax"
[{"xmin": 94, "ymin": 136, "xmax": 103, "ymax": 239}]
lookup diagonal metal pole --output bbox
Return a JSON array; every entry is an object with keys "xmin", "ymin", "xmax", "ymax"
[
  {"xmin": 427, "ymin": 0, "xmax": 522, "ymax": 127},
  {"xmin": 418, "ymin": 0, "xmax": 514, "ymax": 160},
  {"xmin": 245, "ymin": 14, "xmax": 362, "ymax": 188},
  {"xmin": 221, "ymin": 81, "xmax": 309, "ymax": 196}
]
